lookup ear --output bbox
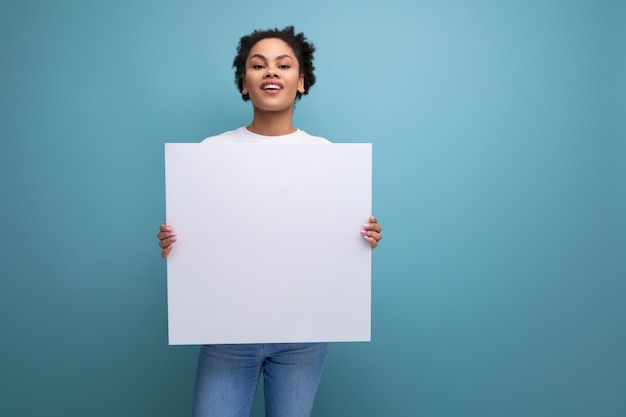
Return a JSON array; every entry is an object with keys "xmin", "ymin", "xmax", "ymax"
[
  {"xmin": 297, "ymin": 74, "xmax": 305, "ymax": 94},
  {"xmin": 242, "ymin": 80, "xmax": 249, "ymax": 95}
]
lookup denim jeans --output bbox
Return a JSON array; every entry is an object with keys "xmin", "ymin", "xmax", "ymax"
[{"xmin": 192, "ymin": 343, "xmax": 329, "ymax": 417}]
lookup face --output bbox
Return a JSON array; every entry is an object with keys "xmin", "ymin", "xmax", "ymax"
[{"xmin": 242, "ymin": 38, "xmax": 305, "ymax": 112}]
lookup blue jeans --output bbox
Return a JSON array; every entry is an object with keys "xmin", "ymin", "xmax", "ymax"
[{"xmin": 192, "ymin": 343, "xmax": 329, "ymax": 417}]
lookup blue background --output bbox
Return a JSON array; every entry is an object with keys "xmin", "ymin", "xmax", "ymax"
[{"xmin": 1, "ymin": 1, "xmax": 624, "ymax": 416}]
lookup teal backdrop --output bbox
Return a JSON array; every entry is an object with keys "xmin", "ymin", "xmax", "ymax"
[{"xmin": 1, "ymin": 0, "xmax": 624, "ymax": 416}]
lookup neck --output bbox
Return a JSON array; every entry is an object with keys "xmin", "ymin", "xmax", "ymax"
[{"xmin": 246, "ymin": 106, "xmax": 296, "ymax": 136}]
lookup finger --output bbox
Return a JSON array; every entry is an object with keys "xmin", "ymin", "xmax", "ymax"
[
  {"xmin": 157, "ymin": 231, "xmax": 177, "ymax": 240},
  {"xmin": 363, "ymin": 222, "xmax": 382, "ymax": 233},
  {"xmin": 365, "ymin": 236, "xmax": 379, "ymax": 249},
  {"xmin": 360, "ymin": 229, "xmax": 382, "ymax": 241},
  {"xmin": 158, "ymin": 230, "xmax": 177, "ymax": 247},
  {"xmin": 360, "ymin": 226, "xmax": 382, "ymax": 249},
  {"xmin": 157, "ymin": 223, "xmax": 173, "ymax": 239},
  {"xmin": 158, "ymin": 235, "xmax": 177, "ymax": 248},
  {"xmin": 161, "ymin": 245, "xmax": 173, "ymax": 259}
]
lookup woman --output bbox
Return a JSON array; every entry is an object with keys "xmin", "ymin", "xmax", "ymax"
[{"xmin": 157, "ymin": 26, "xmax": 382, "ymax": 417}]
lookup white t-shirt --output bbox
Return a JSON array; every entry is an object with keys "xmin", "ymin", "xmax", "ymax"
[{"xmin": 201, "ymin": 127, "xmax": 330, "ymax": 144}]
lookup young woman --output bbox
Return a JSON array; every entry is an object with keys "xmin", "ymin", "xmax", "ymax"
[{"xmin": 157, "ymin": 26, "xmax": 382, "ymax": 417}]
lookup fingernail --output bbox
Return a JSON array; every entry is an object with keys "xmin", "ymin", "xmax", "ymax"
[
  {"xmin": 170, "ymin": 237, "xmax": 177, "ymax": 242},
  {"xmin": 170, "ymin": 232, "xmax": 177, "ymax": 237},
  {"xmin": 364, "ymin": 224, "xmax": 370, "ymax": 228},
  {"xmin": 165, "ymin": 226, "xmax": 172, "ymax": 231},
  {"xmin": 360, "ymin": 229, "xmax": 366, "ymax": 235}
]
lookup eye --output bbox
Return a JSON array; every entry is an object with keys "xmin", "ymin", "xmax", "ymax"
[
  {"xmin": 252, "ymin": 64, "xmax": 265, "ymax": 70},
  {"xmin": 279, "ymin": 64, "xmax": 290, "ymax": 69}
]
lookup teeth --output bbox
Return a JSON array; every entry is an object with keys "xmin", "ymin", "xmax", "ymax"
[{"xmin": 263, "ymin": 84, "xmax": 281, "ymax": 90}]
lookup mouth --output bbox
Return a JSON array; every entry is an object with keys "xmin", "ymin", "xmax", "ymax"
[{"xmin": 261, "ymin": 82, "xmax": 283, "ymax": 92}]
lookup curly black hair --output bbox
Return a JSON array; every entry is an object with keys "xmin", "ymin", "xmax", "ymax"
[{"xmin": 233, "ymin": 26, "xmax": 316, "ymax": 101}]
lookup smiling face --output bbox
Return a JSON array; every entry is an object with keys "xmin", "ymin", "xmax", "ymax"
[{"xmin": 241, "ymin": 38, "xmax": 305, "ymax": 113}]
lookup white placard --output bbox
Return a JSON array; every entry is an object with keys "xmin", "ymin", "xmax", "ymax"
[{"xmin": 165, "ymin": 143, "xmax": 371, "ymax": 345}]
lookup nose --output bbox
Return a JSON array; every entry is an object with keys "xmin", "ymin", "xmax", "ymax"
[{"xmin": 265, "ymin": 68, "xmax": 278, "ymax": 78}]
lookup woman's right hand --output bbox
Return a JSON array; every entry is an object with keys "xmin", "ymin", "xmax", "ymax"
[{"xmin": 157, "ymin": 223, "xmax": 177, "ymax": 259}]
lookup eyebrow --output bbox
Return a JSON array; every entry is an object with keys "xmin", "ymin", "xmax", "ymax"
[{"xmin": 248, "ymin": 53, "xmax": 295, "ymax": 62}]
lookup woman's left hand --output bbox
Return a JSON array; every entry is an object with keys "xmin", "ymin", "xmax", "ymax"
[{"xmin": 361, "ymin": 216, "xmax": 383, "ymax": 249}]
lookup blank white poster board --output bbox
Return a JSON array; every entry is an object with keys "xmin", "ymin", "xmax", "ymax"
[{"xmin": 165, "ymin": 143, "xmax": 372, "ymax": 345}]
